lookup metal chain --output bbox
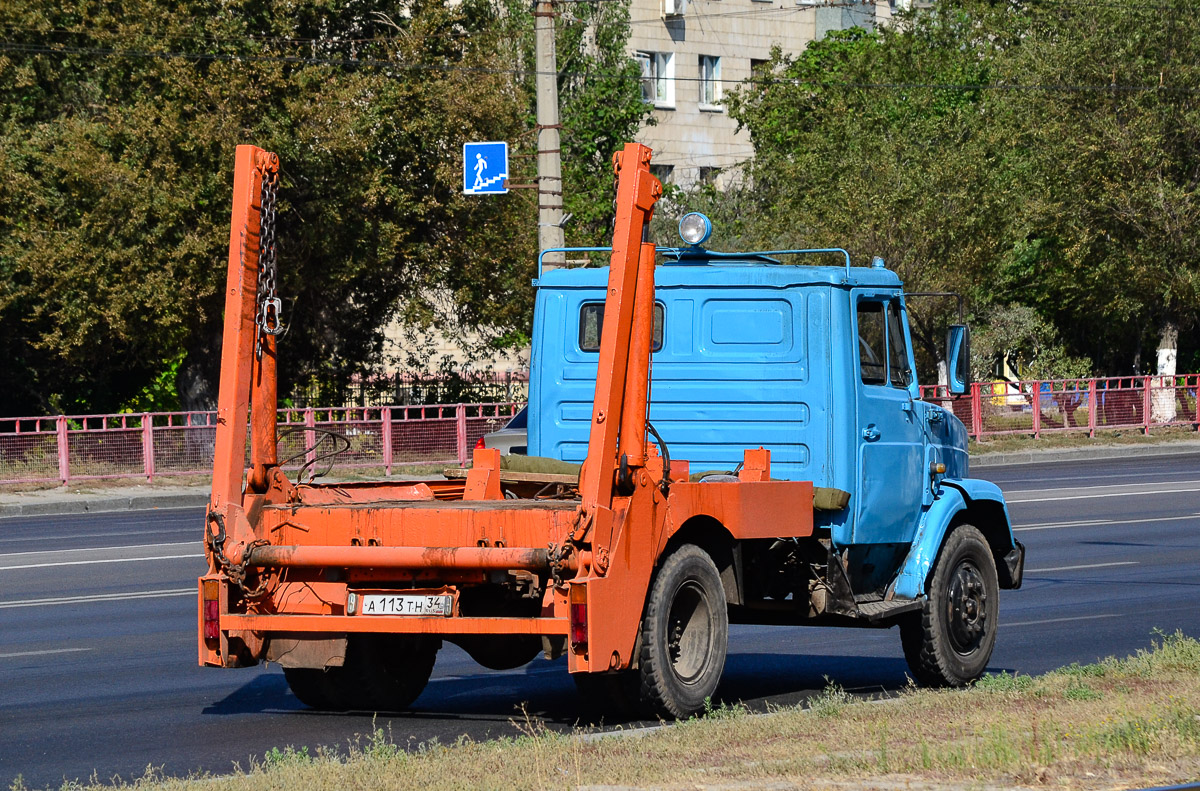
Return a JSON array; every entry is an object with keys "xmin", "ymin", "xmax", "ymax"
[
  {"xmin": 254, "ymin": 168, "xmax": 284, "ymax": 359},
  {"xmin": 206, "ymin": 511, "xmax": 272, "ymax": 600}
]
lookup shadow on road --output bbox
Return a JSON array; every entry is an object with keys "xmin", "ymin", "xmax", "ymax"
[{"xmin": 201, "ymin": 651, "xmax": 955, "ymax": 728}]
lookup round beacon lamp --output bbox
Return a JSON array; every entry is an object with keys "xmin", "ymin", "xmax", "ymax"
[{"xmin": 678, "ymin": 212, "xmax": 713, "ymax": 247}]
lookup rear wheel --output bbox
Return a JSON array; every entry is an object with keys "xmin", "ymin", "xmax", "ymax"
[
  {"xmin": 573, "ymin": 670, "xmax": 641, "ymax": 721},
  {"xmin": 283, "ymin": 634, "xmax": 440, "ymax": 712},
  {"xmin": 900, "ymin": 525, "xmax": 998, "ymax": 686},
  {"xmin": 638, "ymin": 544, "xmax": 728, "ymax": 719}
]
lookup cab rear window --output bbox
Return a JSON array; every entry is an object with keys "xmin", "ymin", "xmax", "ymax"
[{"xmin": 579, "ymin": 303, "xmax": 664, "ymax": 352}]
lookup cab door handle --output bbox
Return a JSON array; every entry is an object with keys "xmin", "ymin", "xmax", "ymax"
[{"xmin": 862, "ymin": 425, "xmax": 881, "ymax": 441}]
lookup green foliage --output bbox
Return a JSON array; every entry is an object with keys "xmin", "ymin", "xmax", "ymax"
[
  {"xmin": 1063, "ymin": 680, "xmax": 1102, "ymax": 702},
  {"xmin": 722, "ymin": 0, "xmax": 1200, "ymax": 383},
  {"xmin": 808, "ymin": 677, "xmax": 854, "ymax": 718},
  {"xmin": 261, "ymin": 745, "xmax": 312, "ymax": 768},
  {"xmin": 973, "ymin": 671, "xmax": 1034, "ymax": 694},
  {"xmin": 0, "ymin": 0, "xmax": 533, "ymax": 415},
  {"xmin": 971, "ymin": 304, "xmax": 1092, "ymax": 380},
  {"xmin": 0, "ymin": 0, "xmax": 652, "ymax": 415},
  {"xmin": 118, "ymin": 351, "xmax": 184, "ymax": 414}
]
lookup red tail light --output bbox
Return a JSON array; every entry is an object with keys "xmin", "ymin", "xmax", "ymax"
[
  {"xmin": 202, "ymin": 579, "xmax": 221, "ymax": 641},
  {"xmin": 474, "ymin": 437, "xmax": 485, "ymax": 450}
]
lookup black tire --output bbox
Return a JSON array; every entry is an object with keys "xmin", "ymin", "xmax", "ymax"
[
  {"xmin": 283, "ymin": 634, "xmax": 440, "ymax": 712},
  {"xmin": 573, "ymin": 670, "xmax": 641, "ymax": 721},
  {"xmin": 638, "ymin": 544, "xmax": 729, "ymax": 719},
  {"xmin": 282, "ymin": 666, "xmax": 339, "ymax": 710},
  {"xmin": 900, "ymin": 524, "xmax": 999, "ymax": 687}
]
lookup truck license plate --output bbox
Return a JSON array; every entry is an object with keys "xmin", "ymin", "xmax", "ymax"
[{"xmin": 359, "ymin": 593, "xmax": 453, "ymax": 617}]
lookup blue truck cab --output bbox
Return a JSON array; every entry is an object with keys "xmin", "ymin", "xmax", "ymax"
[{"xmin": 527, "ymin": 215, "xmax": 1024, "ymax": 686}]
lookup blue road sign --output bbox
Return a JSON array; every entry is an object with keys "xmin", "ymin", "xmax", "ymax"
[{"xmin": 463, "ymin": 141, "xmax": 509, "ymax": 195}]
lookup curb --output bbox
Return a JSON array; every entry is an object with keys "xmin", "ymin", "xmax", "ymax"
[
  {"xmin": 0, "ymin": 492, "xmax": 210, "ymax": 520},
  {"xmin": 971, "ymin": 439, "xmax": 1200, "ymax": 469}
]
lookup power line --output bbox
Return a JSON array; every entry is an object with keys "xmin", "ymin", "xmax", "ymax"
[{"xmin": 2, "ymin": 40, "xmax": 1198, "ymax": 94}]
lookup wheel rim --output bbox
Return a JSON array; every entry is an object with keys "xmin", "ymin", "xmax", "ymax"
[
  {"xmin": 945, "ymin": 558, "xmax": 988, "ymax": 656},
  {"xmin": 665, "ymin": 580, "xmax": 712, "ymax": 684}
]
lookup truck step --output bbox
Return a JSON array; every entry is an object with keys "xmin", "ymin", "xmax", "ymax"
[{"xmin": 855, "ymin": 598, "xmax": 923, "ymax": 622}]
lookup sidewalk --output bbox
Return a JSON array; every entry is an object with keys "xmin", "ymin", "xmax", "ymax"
[{"xmin": 3, "ymin": 439, "xmax": 1200, "ymax": 519}]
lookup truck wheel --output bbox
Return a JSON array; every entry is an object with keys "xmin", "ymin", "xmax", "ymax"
[
  {"xmin": 283, "ymin": 635, "xmax": 439, "ymax": 712},
  {"xmin": 282, "ymin": 667, "xmax": 339, "ymax": 710},
  {"xmin": 900, "ymin": 524, "xmax": 998, "ymax": 687},
  {"xmin": 639, "ymin": 544, "xmax": 729, "ymax": 719},
  {"xmin": 573, "ymin": 670, "xmax": 640, "ymax": 721}
]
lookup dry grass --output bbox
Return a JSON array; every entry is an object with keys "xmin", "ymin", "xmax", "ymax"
[
  {"xmin": 970, "ymin": 424, "xmax": 1200, "ymax": 456},
  {"xmin": 14, "ymin": 632, "xmax": 1200, "ymax": 791}
]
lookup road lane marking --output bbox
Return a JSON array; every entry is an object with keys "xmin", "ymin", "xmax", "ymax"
[
  {"xmin": 0, "ymin": 588, "xmax": 194, "ymax": 608},
  {"xmin": 0, "ymin": 554, "xmax": 202, "ymax": 571},
  {"xmin": 1015, "ymin": 513, "xmax": 1200, "ymax": 532},
  {"xmin": 0, "ymin": 529, "xmax": 197, "ymax": 545},
  {"xmin": 1005, "ymin": 613, "xmax": 1119, "ymax": 627},
  {"xmin": 0, "ymin": 648, "xmax": 93, "ymax": 659},
  {"xmin": 1026, "ymin": 561, "xmax": 1138, "ymax": 573},
  {"xmin": 0, "ymin": 541, "xmax": 195, "ymax": 558},
  {"xmin": 1006, "ymin": 484, "xmax": 1200, "ymax": 504},
  {"xmin": 998, "ymin": 469, "xmax": 1200, "ymax": 486},
  {"xmin": 0, "ymin": 505, "xmax": 204, "ymax": 522},
  {"xmin": 0, "ymin": 542, "xmax": 203, "ymax": 571}
]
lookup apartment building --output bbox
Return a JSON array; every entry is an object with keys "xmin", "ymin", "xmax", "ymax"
[{"xmin": 628, "ymin": 0, "xmax": 886, "ymax": 187}]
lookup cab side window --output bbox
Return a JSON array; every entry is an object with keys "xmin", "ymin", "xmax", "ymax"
[
  {"xmin": 886, "ymin": 302, "xmax": 912, "ymax": 387},
  {"xmin": 858, "ymin": 299, "xmax": 911, "ymax": 388},
  {"xmin": 857, "ymin": 302, "xmax": 887, "ymax": 385}
]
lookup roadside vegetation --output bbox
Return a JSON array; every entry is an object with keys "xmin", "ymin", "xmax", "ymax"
[
  {"xmin": 13, "ymin": 631, "xmax": 1199, "ymax": 791},
  {"xmin": 3, "ymin": 1, "xmax": 1199, "ymax": 417}
]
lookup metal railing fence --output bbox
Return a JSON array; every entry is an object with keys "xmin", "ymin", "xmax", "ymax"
[
  {"xmin": 3, "ymin": 374, "xmax": 1196, "ymax": 486},
  {"xmin": 0, "ymin": 403, "xmax": 520, "ymax": 486},
  {"xmin": 920, "ymin": 374, "xmax": 1200, "ymax": 440}
]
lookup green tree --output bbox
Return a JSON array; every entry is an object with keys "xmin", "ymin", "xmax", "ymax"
[
  {"xmin": 724, "ymin": 11, "xmax": 1023, "ymax": 383},
  {"xmin": 0, "ymin": 0, "xmax": 532, "ymax": 415},
  {"xmin": 722, "ymin": 0, "xmax": 1200, "ymax": 384},
  {"xmin": 991, "ymin": 1, "xmax": 1200, "ymax": 381}
]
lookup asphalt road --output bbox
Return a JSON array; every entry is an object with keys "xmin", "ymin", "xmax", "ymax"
[{"xmin": 2, "ymin": 453, "xmax": 1199, "ymax": 788}]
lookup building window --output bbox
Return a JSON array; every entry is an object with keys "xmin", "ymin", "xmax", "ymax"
[
  {"xmin": 635, "ymin": 51, "xmax": 675, "ymax": 108},
  {"xmin": 698, "ymin": 166, "xmax": 721, "ymax": 186},
  {"xmin": 699, "ymin": 55, "xmax": 722, "ymax": 108},
  {"xmin": 650, "ymin": 164, "xmax": 675, "ymax": 184}
]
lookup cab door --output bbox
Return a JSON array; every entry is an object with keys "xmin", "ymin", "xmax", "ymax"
[{"xmin": 852, "ymin": 294, "xmax": 925, "ymax": 545}]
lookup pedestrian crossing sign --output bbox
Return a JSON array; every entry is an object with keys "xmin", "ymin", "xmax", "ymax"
[{"xmin": 463, "ymin": 141, "xmax": 509, "ymax": 195}]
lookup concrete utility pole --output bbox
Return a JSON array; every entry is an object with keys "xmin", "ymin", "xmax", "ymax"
[{"xmin": 534, "ymin": 0, "xmax": 565, "ymax": 266}]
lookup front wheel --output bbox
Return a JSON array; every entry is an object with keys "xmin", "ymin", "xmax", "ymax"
[
  {"xmin": 638, "ymin": 544, "xmax": 729, "ymax": 719},
  {"xmin": 900, "ymin": 524, "xmax": 999, "ymax": 686}
]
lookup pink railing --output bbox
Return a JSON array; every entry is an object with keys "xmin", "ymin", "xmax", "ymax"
[
  {"xmin": 0, "ymin": 403, "xmax": 520, "ymax": 486},
  {"xmin": 3, "ymin": 374, "xmax": 1197, "ymax": 485},
  {"xmin": 920, "ymin": 374, "xmax": 1200, "ymax": 440}
]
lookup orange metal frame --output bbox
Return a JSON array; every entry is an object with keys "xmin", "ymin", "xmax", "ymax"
[{"xmin": 200, "ymin": 143, "xmax": 814, "ymax": 674}]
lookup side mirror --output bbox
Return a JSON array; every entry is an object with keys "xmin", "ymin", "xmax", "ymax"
[{"xmin": 946, "ymin": 324, "xmax": 971, "ymax": 395}]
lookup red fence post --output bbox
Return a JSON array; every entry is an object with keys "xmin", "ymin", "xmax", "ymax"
[
  {"xmin": 1031, "ymin": 381, "xmax": 1042, "ymax": 439},
  {"xmin": 456, "ymin": 404, "xmax": 467, "ymax": 467},
  {"xmin": 1143, "ymin": 375, "xmax": 1152, "ymax": 435},
  {"xmin": 304, "ymin": 408, "xmax": 317, "ymax": 468},
  {"xmin": 1088, "ymin": 380, "xmax": 1097, "ymax": 438},
  {"xmin": 56, "ymin": 415, "xmax": 70, "ymax": 484},
  {"xmin": 382, "ymin": 406, "xmax": 393, "ymax": 477},
  {"xmin": 142, "ymin": 412, "xmax": 155, "ymax": 482},
  {"xmin": 970, "ymin": 382, "xmax": 983, "ymax": 440}
]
